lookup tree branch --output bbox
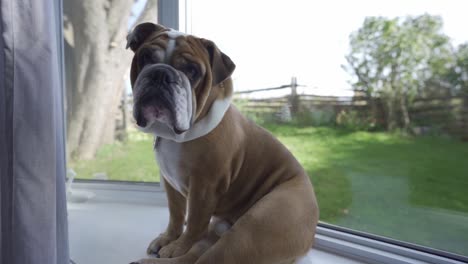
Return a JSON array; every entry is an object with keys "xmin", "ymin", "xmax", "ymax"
[
  {"xmin": 347, "ymin": 56, "xmax": 372, "ymax": 92},
  {"xmin": 132, "ymin": 0, "xmax": 158, "ymax": 28}
]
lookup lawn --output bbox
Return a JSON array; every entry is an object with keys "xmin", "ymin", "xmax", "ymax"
[
  {"xmin": 70, "ymin": 131, "xmax": 161, "ymax": 182},
  {"xmin": 70, "ymin": 124, "xmax": 468, "ymax": 255}
]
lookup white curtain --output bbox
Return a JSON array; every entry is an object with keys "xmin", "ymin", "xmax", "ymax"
[{"xmin": 0, "ymin": 0, "xmax": 70, "ymax": 263}]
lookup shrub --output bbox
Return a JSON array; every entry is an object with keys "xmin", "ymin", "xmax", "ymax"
[
  {"xmin": 336, "ymin": 110, "xmax": 376, "ymax": 131},
  {"xmin": 290, "ymin": 107, "xmax": 336, "ymax": 127}
]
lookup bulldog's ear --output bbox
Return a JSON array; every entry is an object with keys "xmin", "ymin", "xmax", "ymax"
[
  {"xmin": 126, "ymin": 23, "xmax": 166, "ymax": 52},
  {"xmin": 201, "ymin": 39, "xmax": 236, "ymax": 86}
]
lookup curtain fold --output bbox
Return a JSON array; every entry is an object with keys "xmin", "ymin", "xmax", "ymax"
[{"xmin": 0, "ymin": 0, "xmax": 70, "ymax": 263}]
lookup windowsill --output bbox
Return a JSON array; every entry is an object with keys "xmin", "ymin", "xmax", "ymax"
[{"xmin": 67, "ymin": 181, "xmax": 466, "ymax": 264}]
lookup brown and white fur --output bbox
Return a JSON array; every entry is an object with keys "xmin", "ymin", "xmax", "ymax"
[{"xmin": 127, "ymin": 23, "xmax": 319, "ymax": 264}]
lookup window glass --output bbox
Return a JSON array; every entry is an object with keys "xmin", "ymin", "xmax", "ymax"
[
  {"xmin": 63, "ymin": 0, "xmax": 468, "ymax": 257},
  {"xmin": 189, "ymin": 0, "xmax": 468, "ymax": 256},
  {"xmin": 63, "ymin": 0, "xmax": 159, "ymax": 182}
]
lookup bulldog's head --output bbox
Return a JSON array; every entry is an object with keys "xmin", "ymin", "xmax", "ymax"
[{"xmin": 127, "ymin": 23, "xmax": 235, "ymax": 135}]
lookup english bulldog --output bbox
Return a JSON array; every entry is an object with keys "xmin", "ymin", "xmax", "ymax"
[{"xmin": 127, "ymin": 23, "xmax": 319, "ymax": 264}]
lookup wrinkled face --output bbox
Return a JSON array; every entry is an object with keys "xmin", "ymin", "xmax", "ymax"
[
  {"xmin": 127, "ymin": 23, "xmax": 235, "ymax": 135},
  {"xmin": 132, "ymin": 33, "xmax": 203, "ymax": 134},
  {"xmin": 131, "ymin": 31, "xmax": 205, "ymax": 134}
]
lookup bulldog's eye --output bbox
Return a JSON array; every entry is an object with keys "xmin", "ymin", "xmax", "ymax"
[{"xmin": 183, "ymin": 64, "xmax": 200, "ymax": 81}]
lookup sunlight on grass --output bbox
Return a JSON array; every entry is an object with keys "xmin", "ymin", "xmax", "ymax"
[
  {"xmin": 70, "ymin": 131, "xmax": 160, "ymax": 182},
  {"xmin": 70, "ymin": 125, "xmax": 468, "ymax": 217},
  {"xmin": 69, "ymin": 123, "xmax": 468, "ymax": 255}
]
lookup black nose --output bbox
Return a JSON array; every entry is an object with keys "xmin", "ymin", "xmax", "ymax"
[{"xmin": 151, "ymin": 67, "xmax": 177, "ymax": 85}]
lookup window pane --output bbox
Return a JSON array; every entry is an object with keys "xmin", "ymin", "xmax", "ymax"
[
  {"xmin": 189, "ymin": 0, "xmax": 468, "ymax": 257},
  {"xmin": 63, "ymin": 0, "xmax": 159, "ymax": 182}
]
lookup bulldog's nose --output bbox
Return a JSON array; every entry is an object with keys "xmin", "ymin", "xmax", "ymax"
[
  {"xmin": 135, "ymin": 109, "xmax": 147, "ymax": 127},
  {"xmin": 149, "ymin": 66, "xmax": 177, "ymax": 85}
]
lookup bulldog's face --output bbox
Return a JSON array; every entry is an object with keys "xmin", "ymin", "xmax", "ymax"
[{"xmin": 127, "ymin": 23, "xmax": 235, "ymax": 134}]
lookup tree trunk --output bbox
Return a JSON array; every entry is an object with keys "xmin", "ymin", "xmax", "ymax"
[
  {"xmin": 463, "ymin": 96, "xmax": 468, "ymax": 141},
  {"xmin": 116, "ymin": 88, "xmax": 129, "ymax": 142},
  {"xmin": 382, "ymin": 89, "xmax": 397, "ymax": 131},
  {"xmin": 399, "ymin": 95, "xmax": 411, "ymax": 131},
  {"xmin": 100, "ymin": 79, "xmax": 125, "ymax": 145},
  {"xmin": 366, "ymin": 95, "xmax": 377, "ymax": 125},
  {"xmin": 369, "ymin": 97, "xmax": 379, "ymax": 123},
  {"xmin": 385, "ymin": 99, "xmax": 397, "ymax": 131},
  {"xmin": 64, "ymin": 0, "xmax": 157, "ymax": 160}
]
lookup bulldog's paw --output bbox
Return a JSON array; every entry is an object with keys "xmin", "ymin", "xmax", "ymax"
[
  {"xmin": 147, "ymin": 232, "xmax": 180, "ymax": 256},
  {"xmin": 158, "ymin": 237, "xmax": 193, "ymax": 258}
]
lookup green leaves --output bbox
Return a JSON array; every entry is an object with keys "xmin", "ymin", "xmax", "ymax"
[{"xmin": 345, "ymin": 14, "xmax": 458, "ymax": 130}]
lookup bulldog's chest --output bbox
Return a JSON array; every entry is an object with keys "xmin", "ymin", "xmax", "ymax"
[{"xmin": 154, "ymin": 138, "xmax": 190, "ymax": 197}]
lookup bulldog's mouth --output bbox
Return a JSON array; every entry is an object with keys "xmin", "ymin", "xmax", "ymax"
[{"xmin": 136, "ymin": 105, "xmax": 187, "ymax": 134}]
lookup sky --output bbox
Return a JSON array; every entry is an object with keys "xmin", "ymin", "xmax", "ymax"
[{"xmin": 184, "ymin": 0, "xmax": 468, "ymax": 97}]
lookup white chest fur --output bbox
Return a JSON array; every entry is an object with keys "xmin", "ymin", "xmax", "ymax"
[{"xmin": 155, "ymin": 139, "xmax": 189, "ymax": 197}]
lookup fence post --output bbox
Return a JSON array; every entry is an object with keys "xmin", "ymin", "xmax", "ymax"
[{"xmin": 289, "ymin": 76, "xmax": 299, "ymax": 116}]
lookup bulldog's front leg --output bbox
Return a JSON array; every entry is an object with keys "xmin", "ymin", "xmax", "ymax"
[
  {"xmin": 158, "ymin": 183, "xmax": 217, "ymax": 258},
  {"xmin": 147, "ymin": 179, "xmax": 186, "ymax": 256}
]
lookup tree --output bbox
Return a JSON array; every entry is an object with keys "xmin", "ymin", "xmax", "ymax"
[
  {"xmin": 449, "ymin": 43, "xmax": 468, "ymax": 94},
  {"xmin": 344, "ymin": 14, "xmax": 453, "ymax": 131},
  {"xmin": 63, "ymin": 0, "xmax": 157, "ymax": 160}
]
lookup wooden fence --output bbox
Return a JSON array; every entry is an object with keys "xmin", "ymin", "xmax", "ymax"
[
  {"xmin": 409, "ymin": 95, "xmax": 468, "ymax": 139},
  {"xmin": 234, "ymin": 80, "xmax": 468, "ymax": 140}
]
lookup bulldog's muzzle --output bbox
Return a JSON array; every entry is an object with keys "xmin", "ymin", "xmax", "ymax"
[{"xmin": 133, "ymin": 63, "xmax": 193, "ymax": 134}]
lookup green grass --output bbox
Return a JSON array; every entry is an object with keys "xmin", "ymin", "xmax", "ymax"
[
  {"xmin": 70, "ymin": 124, "xmax": 468, "ymax": 255},
  {"xmin": 70, "ymin": 125, "xmax": 468, "ymax": 216},
  {"xmin": 70, "ymin": 132, "xmax": 160, "ymax": 182},
  {"xmin": 264, "ymin": 124, "xmax": 468, "ymax": 255},
  {"xmin": 263, "ymin": 125, "xmax": 468, "ymax": 214}
]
